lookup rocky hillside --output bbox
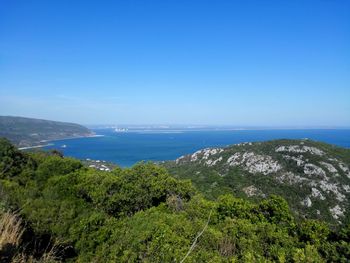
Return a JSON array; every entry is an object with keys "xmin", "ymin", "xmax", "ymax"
[
  {"xmin": 0, "ymin": 116, "xmax": 94, "ymax": 147},
  {"xmin": 164, "ymin": 139, "xmax": 350, "ymax": 225}
]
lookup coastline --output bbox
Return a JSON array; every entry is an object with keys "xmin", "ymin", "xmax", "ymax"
[
  {"xmin": 18, "ymin": 134, "xmax": 104, "ymax": 150},
  {"xmin": 40, "ymin": 134, "xmax": 104, "ymax": 143},
  {"xmin": 18, "ymin": 143, "xmax": 54, "ymax": 150}
]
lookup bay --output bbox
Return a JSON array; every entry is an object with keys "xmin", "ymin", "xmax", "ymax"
[{"xmin": 43, "ymin": 129, "xmax": 350, "ymax": 167}]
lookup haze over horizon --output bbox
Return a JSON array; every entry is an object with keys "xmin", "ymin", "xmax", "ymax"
[{"xmin": 1, "ymin": 0, "xmax": 349, "ymax": 126}]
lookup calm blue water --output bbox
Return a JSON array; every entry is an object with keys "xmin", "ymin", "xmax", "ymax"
[{"xmin": 43, "ymin": 129, "xmax": 350, "ymax": 167}]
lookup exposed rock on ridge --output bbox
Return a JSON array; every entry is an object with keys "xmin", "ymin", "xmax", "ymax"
[{"xmin": 166, "ymin": 139, "xmax": 350, "ymax": 225}]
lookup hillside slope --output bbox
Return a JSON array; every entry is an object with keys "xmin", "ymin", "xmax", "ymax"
[
  {"xmin": 0, "ymin": 116, "xmax": 93, "ymax": 147},
  {"xmin": 164, "ymin": 139, "xmax": 350, "ymax": 225},
  {"xmin": 1, "ymin": 138, "xmax": 350, "ymax": 262}
]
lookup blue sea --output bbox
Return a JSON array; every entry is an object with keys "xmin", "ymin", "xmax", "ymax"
[{"xmin": 43, "ymin": 129, "xmax": 350, "ymax": 167}]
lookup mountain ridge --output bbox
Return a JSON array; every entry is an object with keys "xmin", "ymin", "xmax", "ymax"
[
  {"xmin": 164, "ymin": 139, "xmax": 350, "ymax": 225},
  {"xmin": 0, "ymin": 116, "xmax": 94, "ymax": 147}
]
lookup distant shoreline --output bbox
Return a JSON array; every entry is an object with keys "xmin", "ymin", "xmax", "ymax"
[
  {"xmin": 18, "ymin": 134, "xmax": 104, "ymax": 150},
  {"xmin": 18, "ymin": 143, "xmax": 54, "ymax": 150},
  {"xmin": 40, "ymin": 134, "xmax": 104, "ymax": 143}
]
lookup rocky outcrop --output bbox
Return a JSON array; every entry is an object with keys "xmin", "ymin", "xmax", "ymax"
[{"xmin": 168, "ymin": 139, "xmax": 350, "ymax": 224}]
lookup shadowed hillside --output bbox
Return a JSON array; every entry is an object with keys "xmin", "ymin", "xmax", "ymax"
[{"xmin": 0, "ymin": 116, "xmax": 93, "ymax": 147}]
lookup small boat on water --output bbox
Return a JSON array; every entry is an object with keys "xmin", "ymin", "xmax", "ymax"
[{"xmin": 61, "ymin": 144, "xmax": 67, "ymax": 148}]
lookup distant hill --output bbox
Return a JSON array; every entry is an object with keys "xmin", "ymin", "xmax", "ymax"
[
  {"xmin": 0, "ymin": 116, "xmax": 94, "ymax": 147},
  {"xmin": 164, "ymin": 139, "xmax": 350, "ymax": 225}
]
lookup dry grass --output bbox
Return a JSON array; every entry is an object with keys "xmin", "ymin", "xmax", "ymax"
[
  {"xmin": 0, "ymin": 211, "xmax": 60, "ymax": 263},
  {"xmin": 166, "ymin": 194, "xmax": 184, "ymax": 212},
  {"xmin": 0, "ymin": 211, "xmax": 24, "ymax": 250},
  {"xmin": 218, "ymin": 237, "xmax": 236, "ymax": 257},
  {"xmin": 11, "ymin": 246, "xmax": 58, "ymax": 263}
]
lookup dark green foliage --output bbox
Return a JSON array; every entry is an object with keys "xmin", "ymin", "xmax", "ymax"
[
  {"xmin": 0, "ymin": 140, "xmax": 349, "ymax": 262},
  {"xmin": 71, "ymin": 163, "xmax": 195, "ymax": 217},
  {"xmin": 216, "ymin": 194, "xmax": 261, "ymax": 222},
  {"xmin": 35, "ymin": 156, "xmax": 82, "ymax": 185},
  {"xmin": 259, "ymin": 195, "xmax": 294, "ymax": 227},
  {"xmin": 0, "ymin": 138, "xmax": 34, "ymax": 178},
  {"xmin": 299, "ymin": 220, "xmax": 330, "ymax": 245}
]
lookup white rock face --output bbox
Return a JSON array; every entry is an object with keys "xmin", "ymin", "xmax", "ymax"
[
  {"xmin": 202, "ymin": 148, "xmax": 224, "ymax": 159},
  {"xmin": 301, "ymin": 197, "xmax": 312, "ymax": 207},
  {"xmin": 189, "ymin": 148, "xmax": 224, "ymax": 163},
  {"xmin": 311, "ymin": 188, "xmax": 326, "ymax": 200},
  {"xmin": 227, "ymin": 152, "xmax": 281, "ymax": 175},
  {"xmin": 339, "ymin": 162, "xmax": 349, "ymax": 172},
  {"xmin": 275, "ymin": 145, "xmax": 324, "ymax": 156},
  {"xmin": 304, "ymin": 164, "xmax": 326, "ymax": 178},
  {"xmin": 227, "ymin": 152, "xmax": 241, "ymax": 166},
  {"xmin": 175, "ymin": 155, "xmax": 185, "ymax": 164},
  {"xmin": 339, "ymin": 162, "xmax": 350, "ymax": 179},
  {"xmin": 319, "ymin": 180, "xmax": 345, "ymax": 202},
  {"xmin": 343, "ymin": 185, "xmax": 350, "ymax": 193},
  {"xmin": 330, "ymin": 205, "xmax": 344, "ymax": 220},
  {"xmin": 320, "ymin": 162, "xmax": 338, "ymax": 174},
  {"xmin": 276, "ymin": 172, "xmax": 308, "ymax": 185},
  {"xmin": 190, "ymin": 150, "xmax": 203, "ymax": 162},
  {"xmin": 205, "ymin": 156, "xmax": 223, "ymax": 166}
]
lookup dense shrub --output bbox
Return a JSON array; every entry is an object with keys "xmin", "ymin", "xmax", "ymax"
[{"xmin": 0, "ymin": 138, "xmax": 349, "ymax": 262}]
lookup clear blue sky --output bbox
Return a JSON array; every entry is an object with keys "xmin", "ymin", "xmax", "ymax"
[{"xmin": 1, "ymin": 0, "xmax": 349, "ymax": 126}]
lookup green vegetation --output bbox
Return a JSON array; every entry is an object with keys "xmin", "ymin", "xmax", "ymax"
[
  {"xmin": 164, "ymin": 139, "xmax": 350, "ymax": 225},
  {"xmin": 0, "ymin": 116, "xmax": 93, "ymax": 147},
  {"xmin": 1, "ymin": 138, "xmax": 350, "ymax": 262}
]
